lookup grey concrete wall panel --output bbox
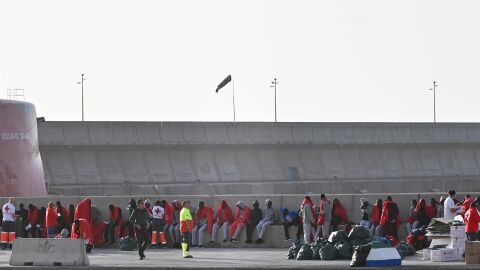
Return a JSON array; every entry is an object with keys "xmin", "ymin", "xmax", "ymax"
[
  {"xmin": 381, "ymin": 148, "xmax": 405, "ymax": 178},
  {"xmin": 292, "ymin": 126, "xmax": 313, "ymax": 143},
  {"xmin": 455, "ymin": 148, "xmax": 479, "ymax": 175},
  {"xmin": 192, "ymin": 150, "xmax": 219, "ymax": 182},
  {"xmin": 342, "ymin": 149, "xmax": 365, "ymax": 178},
  {"xmin": 353, "ymin": 126, "xmax": 374, "ymax": 144},
  {"xmin": 96, "ymin": 151, "xmax": 126, "ymax": 184},
  {"xmin": 205, "ymin": 126, "xmax": 229, "ymax": 144},
  {"xmin": 72, "ymin": 151, "xmax": 102, "ymax": 184},
  {"xmin": 321, "ymin": 149, "xmax": 346, "ymax": 178},
  {"xmin": 313, "ymin": 126, "xmax": 335, "ymax": 144},
  {"xmin": 411, "ymin": 126, "xmax": 432, "ymax": 143},
  {"xmin": 237, "ymin": 150, "xmax": 262, "ymax": 181},
  {"xmin": 248, "ymin": 126, "xmax": 272, "ymax": 144},
  {"xmin": 63, "ymin": 124, "xmax": 89, "ymax": 145},
  {"xmin": 418, "ymin": 148, "xmax": 442, "ymax": 177},
  {"xmin": 467, "ymin": 126, "xmax": 480, "ymax": 143},
  {"xmin": 113, "ymin": 124, "xmax": 137, "ymax": 144},
  {"xmin": 144, "ymin": 150, "xmax": 174, "ymax": 183},
  {"xmin": 279, "ymin": 149, "xmax": 304, "ymax": 180},
  {"xmin": 38, "ymin": 122, "xmax": 65, "ymax": 145},
  {"xmin": 121, "ymin": 151, "xmax": 149, "ymax": 183},
  {"xmin": 169, "ymin": 150, "xmax": 196, "ymax": 182},
  {"xmin": 360, "ymin": 149, "xmax": 386, "ymax": 178},
  {"xmin": 227, "ymin": 126, "xmax": 249, "ymax": 144},
  {"xmin": 390, "ymin": 126, "xmax": 412, "ymax": 143},
  {"xmin": 374, "ymin": 126, "xmax": 393, "ymax": 143},
  {"xmin": 431, "ymin": 126, "xmax": 450, "ymax": 143},
  {"xmin": 47, "ymin": 151, "xmax": 76, "ymax": 184},
  {"xmin": 182, "ymin": 126, "xmax": 206, "ymax": 144},
  {"xmin": 270, "ymin": 126, "xmax": 292, "ymax": 144},
  {"xmin": 448, "ymin": 126, "xmax": 467, "ymax": 143},
  {"xmin": 258, "ymin": 150, "xmax": 285, "ymax": 181},
  {"xmin": 399, "ymin": 148, "xmax": 424, "ymax": 177},
  {"xmin": 214, "ymin": 150, "xmax": 240, "ymax": 181},
  {"xmin": 300, "ymin": 149, "xmax": 325, "ymax": 179},
  {"xmin": 88, "ymin": 123, "xmax": 113, "ymax": 144},
  {"xmin": 160, "ymin": 125, "xmax": 184, "ymax": 144},
  {"xmin": 333, "ymin": 126, "xmax": 355, "ymax": 144},
  {"xmin": 438, "ymin": 148, "xmax": 461, "ymax": 175},
  {"xmin": 136, "ymin": 124, "xmax": 161, "ymax": 144}
]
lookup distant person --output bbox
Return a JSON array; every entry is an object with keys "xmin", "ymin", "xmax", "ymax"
[
  {"xmin": 161, "ymin": 200, "xmax": 174, "ymax": 245},
  {"xmin": 255, "ymin": 199, "xmax": 276, "ymax": 244},
  {"xmin": 437, "ymin": 196, "xmax": 445, "ymax": 218},
  {"xmin": 230, "ymin": 201, "xmax": 251, "ymax": 243},
  {"xmin": 359, "ymin": 198, "xmax": 373, "ymax": 230},
  {"xmin": 191, "ymin": 201, "xmax": 213, "ymax": 248},
  {"xmin": 406, "ymin": 199, "xmax": 418, "ymax": 234},
  {"xmin": 444, "ymin": 190, "xmax": 461, "ymax": 220},
  {"xmin": 370, "ymin": 199, "xmax": 383, "ymax": 237},
  {"xmin": 71, "ymin": 218, "xmax": 94, "ymax": 253},
  {"xmin": 39, "ymin": 207, "xmax": 47, "ymax": 238},
  {"xmin": 1, "ymin": 197, "xmax": 16, "ymax": 249},
  {"xmin": 210, "ymin": 200, "xmax": 234, "ymax": 243},
  {"xmin": 46, "ymin": 201, "xmax": 58, "ymax": 238},
  {"xmin": 56, "ymin": 201, "xmax": 70, "ymax": 231},
  {"xmin": 151, "ymin": 200, "xmax": 166, "ymax": 248},
  {"xmin": 330, "ymin": 198, "xmax": 348, "ymax": 232},
  {"xmin": 281, "ymin": 208, "xmax": 302, "ymax": 241},
  {"xmin": 300, "ymin": 196, "xmax": 316, "ymax": 244},
  {"xmin": 245, "ymin": 200, "xmax": 262, "ymax": 244},
  {"xmin": 108, "ymin": 204, "xmax": 125, "ymax": 245},
  {"xmin": 316, "ymin": 194, "xmax": 331, "ymax": 239},
  {"xmin": 464, "ymin": 198, "xmax": 480, "ymax": 241},
  {"xmin": 380, "ymin": 196, "xmax": 400, "ymax": 240},
  {"xmin": 414, "ymin": 199, "xmax": 430, "ymax": 229},
  {"xmin": 55, "ymin": 228, "xmax": 69, "ymax": 239},
  {"xmin": 426, "ymin": 198, "xmax": 439, "ymax": 219},
  {"xmin": 129, "ymin": 199, "xmax": 149, "ymax": 260},
  {"xmin": 68, "ymin": 204, "xmax": 75, "ymax": 226},
  {"xmin": 15, "ymin": 203, "xmax": 28, "ymax": 238},
  {"xmin": 179, "ymin": 201, "xmax": 194, "ymax": 258},
  {"xmin": 27, "ymin": 204, "xmax": 41, "ymax": 238},
  {"xmin": 169, "ymin": 200, "xmax": 182, "ymax": 248},
  {"xmin": 460, "ymin": 194, "xmax": 474, "ymax": 216}
]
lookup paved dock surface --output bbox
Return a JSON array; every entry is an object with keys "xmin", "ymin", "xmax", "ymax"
[{"xmin": 0, "ymin": 248, "xmax": 476, "ymax": 269}]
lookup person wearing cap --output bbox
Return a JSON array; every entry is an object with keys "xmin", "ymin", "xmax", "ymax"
[
  {"xmin": 191, "ymin": 201, "xmax": 213, "ymax": 248},
  {"xmin": 464, "ymin": 198, "xmax": 480, "ymax": 241},
  {"xmin": 255, "ymin": 199, "xmax": 276, "ymax": 244},
  {"xmin": 129, "ymin": 199, "xmax": 150, "ymax": 260},
  {"xmin": 179, "ymin": 201, "xmax": 193, "ymax": 258},
  {"xmin": 229, "ymin": 201, "xmax": 251, "ymax": 243}
]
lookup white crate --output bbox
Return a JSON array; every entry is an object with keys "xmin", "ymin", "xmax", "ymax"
[
  {"xmin": 422, "ymin": 249, "xmax": 431, "ymax": 261},
  {"xmin": 450, "ymin": 225, "xmax": 466, "ymax": 238},
  {"xmin": 431, "ymin": 248, "xmax": 462, "ymax": 262}
]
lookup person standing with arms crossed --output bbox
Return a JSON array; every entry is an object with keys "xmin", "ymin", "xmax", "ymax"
[
  {"xmin": 1, "ymin": 198, "xmax": 16, "ymax": 250},
  {"xmin": 129, "ymin": 199, "xmax": 150, "ymax": 260},
  {"xmin": 180, "ymin": 201, "xmax": 194, "ymax": 258}
]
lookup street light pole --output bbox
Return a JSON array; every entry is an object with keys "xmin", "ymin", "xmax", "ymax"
[
  {"xmin": 77, "ymin": 74, "xmax": 86, "ymax": 121},
  {"xmin": 429, "ymin": 81, "xmax": 438, "ymax": 123},
  {"xmin": 270, "ymin": 78, "xmax": 279, "ymax": 122}
]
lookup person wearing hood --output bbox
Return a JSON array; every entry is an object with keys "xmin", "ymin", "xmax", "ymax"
[
  {"xmin": 229, "ymin": 201, "xmax": 251, "ymax": 243},
  {"xmin": 46, "ymin": 201, "xmax": 58, "ymax": 238},
  {"xmin": 27, "ymin": 204, "xmax": 40, "ymax": 238},
  {"xmin": 414, "ymin": 199, "xmax": 430, "ymax": 230},
  {"xmin": 211, "ymin": 200, "xmax": 234, "ymax": 243},
  {"xmin": 71, "ymin": 218, "xmax": 94, "ymax": 253},
  {"xmin": 169, "ymin": 200, "xmax": 182, "ymax": 248},
  {"xmin": 191, "ymin": 201, "xmax": 213, "ymax": 248},
  {"xmin": 370, "ymin": 199, "xmax": 383, "ymax": 237},
  {"xmin": 316, "ymin": 194, "xmax": 331, "ymax": 239},
  {"xmin": 380, "ymin": 196, "xmax": 400, "ymax": 240},
  {"xmin": 464, "ymin": 198, "xmax": 480, "ymax": 241},
  {"xmin": 281, "ymin": 207, "xmax": 302, "ymax": 241},
  {"xmin": 300, "ymin": 196, "xmax": 316, "ymax": 244},
  {"xmin": 255, "ymin": 199, "xmax": 276, "ymax": 244},
  {"xmin": 245, "ymin": 200, "xmax": 262, "ymax": 244},
  {"xmin": 406, "ymin": 199, "xmax": 418, "ymax": 234},
  {"xmin": 360, "ymin": 198, "xmax": 373, "ymax": 231},
  {"xmin": 460, "ymin": 194, "xmax": 474, "ymax": 216},
  {"xmin": 331, "ymin": 198, "xmax": 348, "ymax": 232}
]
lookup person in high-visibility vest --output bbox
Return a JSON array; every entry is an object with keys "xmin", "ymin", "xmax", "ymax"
[{"xmin": 179, "ymin": 201, "xmax": 194, "ymax": 258}]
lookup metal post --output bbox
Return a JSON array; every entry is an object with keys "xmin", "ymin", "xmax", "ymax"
[
  {"xmin": 429, "ymin": 81, "xmax": 438, "ymax": 124},
  {"xmin": 270, "ymin": 78, "xmax": 279, "ymax": 122},
  {"xmin": 232, "ymin": 80, "xmax": 236, "ymax": 124},
  {"xmin": 81, "ymin": 74, "xmax": 84, "ymax": 122}
]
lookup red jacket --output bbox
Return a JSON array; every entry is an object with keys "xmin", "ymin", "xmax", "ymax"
[
  {"xmin": 234, "ymin": 206, "xmax": 251, "ymax": 224},
  {"xmin": 28, "ymin": 206, "xmax": 40, "ymax": 225},
  {"xmin": 301, "ymin": 197, "xmax": 316, "ymax": 224},
  {"xmin": 380, "ymin": 201, "xmax": 400, "ymax": 229},
  {"xmin": 75, "ymin": 198, "xmax": 92, "ymax": 224},
  {"xmin": 109, "ymin": 206, "xmax": 123, "ymax": 224},
  {"xmin": 196, "ymin": 206, "xmax": 214, "ymax": 234},
  {"xmin": 71, "ymin": 218, "xmax": 93, "ymax": 245},
  {"xmin": 371, "ymin": 203, "xmax": 382, "ymax": 225},
  {"xmin": 216, "ymin": 200, "xmax": 234, "ymax": 225},
  {"xmin": 462, "ymin": 198, "xmax": 474, "ymax": 216},
  {"xmin": 317, "ymin": 198, "xmax": 329, "ymax": 226},
  {"xmin": 464, "ymin": 208, "xmax": 480, "ymax": 233},
  {"xmin": 164, "ymin": 202, "xmax": 174, "ymax": 225},
  {"xmin": 426, "ymin": 204, "xmax": 437, "ymax": 219},
  {"xmin": 46, "ymin": 207, "xmax": 58, "ymax": 228},
  {"xmin": 332, "ymin": 198, "xmax": 348, "ymax": 224}
]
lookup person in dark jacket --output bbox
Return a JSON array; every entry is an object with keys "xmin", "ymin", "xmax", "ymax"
[
  {"xmin": 245, "ymin": 200, "xmax": 262, "ymax": 244},
  {"xmin": 129, "ymin": 199, "xmax": 149, "ymax": 260},
  {"xmin": 281, "ymin": 208, "xmax": 302, "ymax": 241},
  {"xmin": 15, "ymin": 203, "xmax": 28, "ymax": 238}
]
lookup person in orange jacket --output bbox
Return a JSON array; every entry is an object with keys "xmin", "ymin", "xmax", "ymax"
[
  {"xmin": 460, "ymin": 194, "xmax": 474, "ymax": 216},
  {"xmin": 71, "ymin": 218, "xmax": 94, "ymax": 253},
  {"xmin": 229, "ymin": 201, "xmax": 251, "ymax": 243},
  {"xmin": 464, "ymin": 198, "xmax": 480, "ymax": 241},
  {"xmin": 211, "ymin": 200, "xmax": 234, "ymax": 243},
  {"xmin": 191, "ymin": 201, "xmax": 213, "ymax": 248},
  {"xmin": 370, "ymin": 199, "xmax": 383, "ymax": 237},
  {"xmin": 108, "ymin": 204, "xmax": 125, "ymax": 245},
  {"xmin": 46, "ymin": 201, "xmax": 58, "ymax": 238}
]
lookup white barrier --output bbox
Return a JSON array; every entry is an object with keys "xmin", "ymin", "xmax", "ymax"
[{"xmin": 9, "ymin": 238, "xmax": 89, "ymax": 266}]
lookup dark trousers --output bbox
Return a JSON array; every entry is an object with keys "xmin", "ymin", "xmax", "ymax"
[
  {"xmin": 467, "ymin": 232, "xmax": 480, "ymax": 241},
  {"xmin": 246, "ymin": 221, "xmax": 258, "ymax": 241},
  {"xmin": 381, "ymin": 222, "xmax": 398, "ymax": 240},
  {"xmin": 331, "ymin": 216, "xmax": 341, "ymax": 232},
  {"xmin": 181, "ymin": 232, "xmax": 191, "ymax": 251},
  {"xmin": 109, "ymin": 222, "xmax": 128, "ymax": 243},
  {"xmin": 27, "ymin": 225, "xmax": 39, "ymax": 238},
  {"xmin": 283, "ymin": 220, "xmax": 303, "ymax": 240},
  {"xmin": 135, "ymin": 226, "xmax": 149, "ymax": 255}
]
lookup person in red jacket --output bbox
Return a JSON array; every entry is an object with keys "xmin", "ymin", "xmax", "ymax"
[
  {"xmin": 71, "ymin": 218, "xmax": 94, "ymax": 253},
  {"xmin": 464, "ymin": 200, "xmax": 480, "ymax": 241},
  {"xmin": 45, "ymin": 202, "xmax": 58, "ymax": 238},
  {"xmin": 425, "ymin": 198, "xmax": 438, "ymax": 220},
  {"xmin": 211, "ymin": 200, "xmax": 234, "ymax": 243},
  {"xmin": 191, "ymin": 201, "xmax": 213, "ymax": 248},
  {"xmin": 370, "ymin": 199, "xmax": 383, "ymax": 237},
  {"xmin": 380, "ymin": 196, "xmax": 400, "ymax": 240},
  {"xmin": 230, "ymin": 201, "xmax": 251, "ymax": 243},
  {"xmin": 460, "ymin": 194, "xmax": 474, "ymax": 217},
  {"xmin": 108, "ymin": 204, "xmax": 125, "ymax": 245},
  {"xmin": 27, "ymin": 204, "xmax": 40, "ymax": 238},
  {"xmin": 331, "ymin": 198, "xmax": 348, "ymax": 232}
]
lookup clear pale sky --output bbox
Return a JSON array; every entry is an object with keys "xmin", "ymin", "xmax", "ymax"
[{"xmin": 1, "ymin": 0, "xmax": 479, "ymax": 122}]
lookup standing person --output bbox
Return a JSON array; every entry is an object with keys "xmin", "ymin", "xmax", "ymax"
[
  {"xmin": 414, "ymin": 199, "xmax": 430, "ymax": 229},
  {"xmin": 151, "ymin": 200, "xmax": 166, "ymax": 248},
  {"xmin": 371, "ymin": 199, "xmax": 383, "ymax": 237},
  {"xmin": 161, "ymin": 200, "xmax": 174, "ymax": 246},
  {"xmin": 27, "ymin": 204, "xmax": 40, "ymax": 238},
  {"xmin": 437, "ymin": 196, "xmax": 445, "ymax": 218},
  {"xmin": 179, "ymin": 201, "xmax": 194, "ymax": 258},
  {"xmin": 426, "ymin": 198, "xmax": 439, "ymax": 219},
  {"xmin": 39, "ymin": 207, "xmax": 47, "ymax": 238},
  {"xmin": 126, "ymin": 198, "xmax": 137, "ymax": 238},
  {"xmin": 464, "ymin": 199, "xmax": 480, "ymax": 241},
  {"xmin": 245, "ymin": 200, "xmax": 262, "ymax": 244},
  {"xmin": 406, "ymin": 199, "xmax": 418, "ymax": 234},
  {"xmin": 300, "ymin": 196, "xmax": 316, "ymax": 244},
  {"xmin": 281, "ymin": 208, "xmax": 302, "ymax": 241},
  {"xmin": 169, "ymin": 200, "xmax": 182, "ymax": 248},
  {"xmin": 211, "ymin": 200, "xmax": 234, "ymax": 243},
  {"xmin": 230, "ymin": 201, "xmax": 251, "ymax": 243},
  {"xmin": 191, "ymin": 201, "xmax": 213, "ymax": 248},
  {"xmin": 45, "ymin": 201, "xmax": 58, "ymax": 238},
  {"xmin": 330, "ymin": 198, "xmax": 348, "ymax": 232},
  {"xmin": 15, "ymin": 203, "xmax": 28, "ymax": 238},
  {"xmin": 380, "ymin": 196, "xmax": 400, "ymax": 240},
  {"xmin": 129, "ymin": 199, "xmax": 149, "ymax": 260},
  {"xmin": 56, "ymin": 201, "xmax": 70, "ymax": 232},
  {"xmin": 317, "ymin": 194, "xmax": 331, "ymax": 239},
  {"xmin": 255, "ymin": 199, "xmax": 276, "ymax": 244},
  {"xmin": 108, "ymin": 204, "xmax": 125, "ymax": 245},
  {"xmin": 71, "ymin": 218, "xmax": 94, "ymax": 253},
  {"xmin": 460, "ymin": 194, "xmax": 474, "ymax": 216},
  {"xmin": 1, "ymin": 198, "xmax": 16, "ymax": 250},
  {"xmin": 68, "ymin": 204, "xmax": 75, "ymax": 226},
  {"xmin": 360, "ymin": 198, "xmax": 373, "ymax": 230},
  {"xmin": 444, "ymin": 190, "xmax": 461, "ymax": 220}
]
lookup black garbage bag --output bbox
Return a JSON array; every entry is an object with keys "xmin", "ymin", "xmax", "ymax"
[
  {"xmin": 287, "ymin": 239, "xmax": 303, "ymax": 259},
  {"xmin": 397, "ymin": 241, "xmax": 415, "ymax": 257},
  {"xmin": 118, "ymin": 236, "xmax": 137, "ymax": 251},
  {"xmin": 296, "ymin": 244, "xmax": 313, "ymax": 260},
  {"xmin": 350, "ymin": 238, "xmax": 368, "ymax": 249},
  {"xmin": 350, "ymin": 244, "xmax": 372, "ymax": 267},
  {"xmin": 348, "ymin": 225, "xmax": 370, "ymax": 240},
  {"xmin": 336, "ymin": 241, "xmax": 353, "ymax": 259},
  {"xmin": 329, "ymin": 230, "xmax": 348, "ymax": 244},
  {"xmin": 320, "ymin": 243, "xmax": 339, "ymax": 261},
  {"xmin": 311, "ymin": 240, "xmax": 325, "ymax": 260}
]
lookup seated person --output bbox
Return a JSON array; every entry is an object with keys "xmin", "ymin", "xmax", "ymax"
[
  {"xmin": 281, "ymin": 207, "xmax": 302, "ymax": 241},
  {"xmin": 211, "ymin": 200, "xmax": 234, "ymax": 243},
  {"xmin": 255, "ymin": 199, "xmax": 276, "ymax": 244},
  {"xmin": 229, "ymin": 201, "xmax": 251, "ymax": 243}
]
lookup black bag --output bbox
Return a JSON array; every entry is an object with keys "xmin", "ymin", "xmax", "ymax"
[
  {"xmin": 296, "ymin": 244, "xmax": 313, "ymax": 260},
  {"xmin": 311, "ymin": 239, "xmax": 327, "ymax": 260},
  {"xmin": 287, "ymin": 239, "xmax": 303, "ymax": 259},
  {"xmin": 319, "ymin": 243, "xmax": 339, "ymax": 260},
  {"xmin": 336, "ymin": 241, "xmax": 353, "ymax": 259},
  {"xmin": 329, "ymin": 230, "xmax": 348, "ymax": 244},
  {"xmin": 350, "ymin": 244, "xmax": 371, "ymax": 267},
  {"xmin": 118, "ymin": 236, "xmax": 137, "ymax": 251},
  {"xmin": 348, "ymin": 225, "xmax": 370, "ymax": 240}
]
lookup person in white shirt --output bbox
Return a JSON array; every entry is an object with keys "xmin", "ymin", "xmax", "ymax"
[
  {"xmin": 1, "ymin": 197, "xmax": 16, "ymax": 250},
  {"xmin": 444, "ymin": 190, "xmax": 460, "ymax": 220},
  {"xmin": 151, "ymin": 200, "xmax": 166, "ymax": 248}
]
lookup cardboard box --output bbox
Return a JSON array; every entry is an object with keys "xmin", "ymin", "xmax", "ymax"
[
  {"xmin": 466, "ymin": 241, "xmax": 480, "ymax": 254},
  {"xmin": 449, "ymin": 238, "xmax": 466, "ymax": 249},
  {"xmin": 466, "ymin": 253, "xmax": 480, "ymax": 264},
  {"xmin": 422, "ymin": 249, "xmax": 431, "ymax": 261},
  {"xmin": 431, "ymin": 248, "xmax": 462, "ymax": 262},
  {"xmin": 450, "ymin": 225, "xmax": 466, "ymax": 238}
]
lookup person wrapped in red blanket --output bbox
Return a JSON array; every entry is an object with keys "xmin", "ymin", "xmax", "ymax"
[
  {"xmin": 71, "ymin": 218, "xmax": 94, "ymax": 253},
  {"xmin": 229, "ymin": 201, "xmax": 251, "ymax": 243},
  {"xmin": 380, "ymin": 196, "xmax": 400, "ymax": 241},
  {"xmin": 210, "ymin": 200, "xmax": 234, "ymax": 243}
]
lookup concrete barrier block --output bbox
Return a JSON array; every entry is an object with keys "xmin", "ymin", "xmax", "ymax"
[
  {"xmin": 9, "ymin": 238, "xmax": 89, "ymax": 266},
  {"xmin": 136, "ymin": 124, "xmax": 161, "ymax": 144},
  {"xmin": 182, "ymin": 126, "xmax": 206, "ymax": 144},
  {"xmin": 228, "ymin": 126, "xmax": 250, "ymax": 144},
  {"xmin": 313, "ymin": 126, "xmax": 335, "ymax": 144},
  {"xmin": 87, "ymin": 123, "xmax": 113, "ymax": 145},
  {"xmin": 205, "ymin": 126, "xmax": 229, "ymax": 144},
  {"xmin": 292, "ymin": 126, "xmax": 313, "ymax": 143},
  {"xmin": 248, "ymin": 126, "xmax": 272, "ymax": 144}
]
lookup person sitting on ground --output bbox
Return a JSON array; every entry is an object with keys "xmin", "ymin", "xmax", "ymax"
[
  {"xmin": 255, "ymin": 199, "xmax": 276, "ymax": 244},
  {"xmin": 27, "ymin": 204, "xmax": 40, "ymax": 238},
  {"xmin": 191, "ymin": 201, "xmax": 213, "ymax": 248},
  {"xmin": 211, "ymin": 200, "xmax": 234, "ymax": 243},
  {"xmin": 330, "ymin": 198, "xmax": 348, "ymax": 232},
  {"xmin": 300, "ymin": 196, "xmax": 316, "ymax": 244},
  {"xmin": 108, "ymin": 204, "xmax": 125, "ymax": 245},
  {"xmin": 370, "ymin": 199, "xmax": 383, "ymax": 237},
  {"xmin": 316, "ymin": 194, "xmax": 331, "ymax": 239},
  {"xmin": 169, "ymin": 200, "xmax": 182, "ymax": 248},
  {"xmin": 360, "ymin": 198, "xmax": 373, "ymax": 231},
  {"xmin": 245, "ymin": 200, "xmax": 262, "ymax": 244},
  {"xmin": 414, "ymin": 199, "xmax": 430, "ymax": 229},
  {"xmin": 444, "ymin": 190, "xmax": 461, "ymax": 220},
  {"xmin": 406, "ymin": 199, "xmax": 418, "ymax": 234},
  {"xmin": 230, "ymin": 201, "xmax": 251, "ymax": 243},
  {"xmin": 71, "ymin": 218, "xmax": 94, "ymax": 253},
  {"xmin": 380, "ymin": 196, "xmax": 400, "ymax": 240},
  {"xmin": 464, "ymin": 198, "xmax": 480, "ymax": 241},
  {"xmin": 460, "ymin": 194, "xmax": 474, "ymax": 217},
  {"xmin": 46, "ymin": 201, "xmax": 58, "ymax": 238},
  {"xmin": 281, "ymin": 207, "xmax": 302, "ymax": 241}
]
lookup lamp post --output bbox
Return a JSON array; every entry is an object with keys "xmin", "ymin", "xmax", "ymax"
[
  {"xmin": 270, "ymin": 78, "xmax": 279, "ymax": 122},
  {"xmin": 429, "ymin": 81, "xmax": 438, "ymax": 123},
  {"xmin": 77, "ymin": 74, "xmax": 86, "ymax": 121}
]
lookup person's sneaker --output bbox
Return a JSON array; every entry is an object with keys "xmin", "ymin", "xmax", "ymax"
[
  {"xmin": 183, "ymin": 255, "xmax": 193, "ymax": 258},
  {"xmin": 209, "ymin": 240, "xmax": 215, "ymax": 244},
  {"xmin": 245, "ymin": 239, "xmax": 252, "ymax": 244},
  {"xmin": 191, "ymin": 245, "xmax": 197, "ymax": 248},
  {"xmin": 141, "ymin": 253, "xmax": 146, "ymax": 259},
  {"xmin": 223, "ymin": 239, "xmax": 227, "ymax": 243},
  {"xmin": 231, "ymin": 238, "xmax": 239, "ymax": 243},
  {"xmin": 198, "ymin": 245, "xmax": 204, "ymax": 248},
  {"xmin": 255, "ymin": 238, "xmax": 264, "ymax": 244}
]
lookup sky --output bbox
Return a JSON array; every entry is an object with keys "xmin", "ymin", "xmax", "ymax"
[{"xmin": 1, "ymin": 0, "xmax": 479, "ymax": 122}]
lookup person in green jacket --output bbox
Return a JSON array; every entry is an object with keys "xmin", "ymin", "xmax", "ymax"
[
  {"xmin": 180, "ymin": 201, "xmax": 194, "ymax": 258},
  {"xmin": 129, "ymin": 199, "xmax": 150, "ymax": 260}
]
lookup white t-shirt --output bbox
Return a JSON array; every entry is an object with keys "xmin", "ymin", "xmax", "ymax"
[
  {"xmin": 2, "ymin": 203, "xmax": 15, "ymax": 222},
  {"xmin": 152, "ymin": 206, "xmax": 165, "ymax": 219},
  {"xmin": 443, "ymin": 197, "xmax": 457, "ymax": 220}
]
